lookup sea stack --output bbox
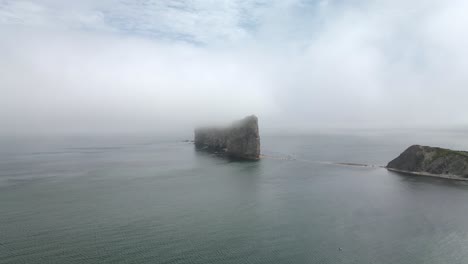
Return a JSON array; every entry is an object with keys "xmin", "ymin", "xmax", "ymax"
[
  {"xmin": 194, "ymin": 115, "xmax": 260, "ymax": 160},
  {"xmin": 387, "ymin": 145, "xmax": 468, "ymax": 179}
]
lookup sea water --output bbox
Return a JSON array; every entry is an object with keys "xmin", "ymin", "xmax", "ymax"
[{"xmin": 1, "ymin": 131, "xmax": 468, "ymax": 264}]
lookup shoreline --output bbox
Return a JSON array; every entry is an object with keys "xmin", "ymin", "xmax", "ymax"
[
  {"xmin": 386, "ymin": 167, "xmax": 468, "ymax": 181},
  {"xmin": 260, "ymin": 153, "xmax": 468, "ymax": 181}
]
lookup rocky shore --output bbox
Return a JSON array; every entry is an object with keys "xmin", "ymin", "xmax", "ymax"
[{"xmin": 387, "ymin": 145, "xmax": 468, "ymax": 180}]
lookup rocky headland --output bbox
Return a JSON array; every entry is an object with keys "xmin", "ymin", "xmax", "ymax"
[
  {"xmin": 194, "ymin": 115, "xmax": 260, "ymax": 160},
  {"xmin": 387, "ymin": 145, "xmax": 468, "ymax": 180}
]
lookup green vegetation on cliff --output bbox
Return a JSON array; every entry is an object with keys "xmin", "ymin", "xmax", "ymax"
[{"xmin": 387, "ymin": 145, "xmax": 468, "ymax": 178}]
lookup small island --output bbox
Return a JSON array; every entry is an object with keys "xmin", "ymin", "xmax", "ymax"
[
  {"xmin": 194, "ymin": 115, "xmax": 260, "ymax": 160},
  {"xmin": 387, "ymin": 145, "xmax": 468, "ymax": 180}
]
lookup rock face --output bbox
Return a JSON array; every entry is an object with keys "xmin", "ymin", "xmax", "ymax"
[
  {"xmin": 194, "ymin": 115, "xmax": 260, "ymax": 160},
  {"xmin": 387, "ymin": 145, "xmax": 468, "ymax": 178}
]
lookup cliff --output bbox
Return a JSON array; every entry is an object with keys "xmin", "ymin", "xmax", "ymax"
[
  {"xmin": 194, "ymin": 115, "xmax": 260, "ymax": 160},
  {"xmin": 387, "ymin": 145, "xmax": 468, "ymax": 179}
]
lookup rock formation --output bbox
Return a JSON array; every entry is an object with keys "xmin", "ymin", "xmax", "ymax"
[
  {"xmin": 194, "ymin": 115, "xmax": 260, "ymax": 160},
  {"xmin": 387, "ymin": 145, "xmax": 468, "ymax": 179}
]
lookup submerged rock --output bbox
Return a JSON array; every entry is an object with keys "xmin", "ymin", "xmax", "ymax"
[
  {"xmin": 194, "ymin": 115, "xmax": 260, "ymax": 160},
  {"xmin": 387, "ymin": 145, "xmax": 468, "ymax": 178}
]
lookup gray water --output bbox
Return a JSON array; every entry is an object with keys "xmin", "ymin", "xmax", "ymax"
[{"xmin": 1, "ymin": 131, "xmax": 468, "ymax": 264}]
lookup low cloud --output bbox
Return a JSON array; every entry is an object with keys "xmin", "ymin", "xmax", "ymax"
[{"xmin": 1, "ymin": 0, "xmax": 468, "ymax": 134}]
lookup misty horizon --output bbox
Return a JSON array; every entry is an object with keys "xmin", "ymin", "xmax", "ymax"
[{"xmin": 2, "ymin": 0, "xmax": 468, "ymax": 134}]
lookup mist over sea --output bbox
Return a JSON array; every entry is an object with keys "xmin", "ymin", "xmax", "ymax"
[{"xmin": 2, "ymin": 131, "xmax": 468, "ymax": 264}]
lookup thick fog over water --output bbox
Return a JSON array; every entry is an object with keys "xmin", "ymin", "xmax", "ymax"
[{"xmin": 1, "ymin": 0, "xmax": 468, "ymax": 134}]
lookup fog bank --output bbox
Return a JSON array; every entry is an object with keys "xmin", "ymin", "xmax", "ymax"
[{"xmin": 1, "ymin": 0, "xmax": 467, "ymax": 134}]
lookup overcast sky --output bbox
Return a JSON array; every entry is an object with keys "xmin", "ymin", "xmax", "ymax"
[{"xmin": 1, "ymin": 0, "xmax": 468, "ymax": 134}]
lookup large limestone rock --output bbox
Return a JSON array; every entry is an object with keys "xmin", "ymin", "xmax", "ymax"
[
  {"xmin": 194, "ymin": 115, "xmax": 260, "ymax": 160},
  {"xmin": 194, "ymin": 128, "xmax": 228, "ymax": 152},
  {"xmin": 387, "ymin": 145, "xmax": 468, "ymax": 178}
]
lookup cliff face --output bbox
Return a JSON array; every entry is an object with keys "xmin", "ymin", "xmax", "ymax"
[
  {"xmin": 194, "ymin": 115, "xmax": 260, "ymax": 160},
  {"xmin": 387, "ymin": 145, "xmax": 468, "ymax": 178},
  {"xmin": 194, "ymin": 128, "xmax": 228, "ymax": 151}
]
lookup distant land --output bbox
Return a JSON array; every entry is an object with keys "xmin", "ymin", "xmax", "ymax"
[{"xmin": 387, "ymin": 145, "xmax": 468, "ymax": 180}]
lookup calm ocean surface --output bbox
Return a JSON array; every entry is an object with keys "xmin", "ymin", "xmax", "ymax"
[{"xmin": 1, "ymin": 131, "xmax": 468, "ymax": 264}]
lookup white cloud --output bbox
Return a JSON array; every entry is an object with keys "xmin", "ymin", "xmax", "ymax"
[
  {"xmin": 0, "ymin": 27, "xmax": 276, "ymax": 133},
  {"xmin": 1, "ymin": 0, "xmax": 468, "ymax": 133}
]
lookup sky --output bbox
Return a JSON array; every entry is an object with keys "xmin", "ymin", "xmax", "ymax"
[{"xmin": 1, "ymin": 0, "xmax": 468, "ymax": 134}]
